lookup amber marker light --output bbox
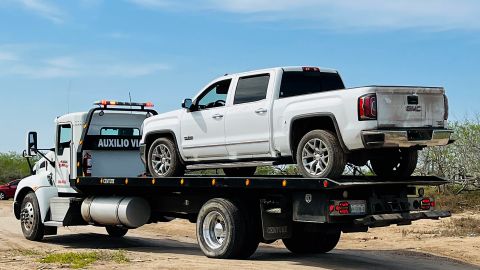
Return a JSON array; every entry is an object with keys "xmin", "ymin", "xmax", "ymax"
[{"xmin": 282, "ymin": 179, "xmax": 287, "ymax": 187}]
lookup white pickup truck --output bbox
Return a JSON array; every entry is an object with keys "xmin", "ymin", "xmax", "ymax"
[{"xmin": 140, "ymin": 66, "xmax": 453, "ymax": 179}]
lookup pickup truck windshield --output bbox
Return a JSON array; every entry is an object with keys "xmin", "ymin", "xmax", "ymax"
[{"xmin": 279, "ymin": 71, "xmax": 345, "ymax": 98}]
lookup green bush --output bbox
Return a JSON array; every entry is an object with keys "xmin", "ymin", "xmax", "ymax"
[{"xmin": 0, "ymin": 152, "xmax": 32, "ymax": 184}]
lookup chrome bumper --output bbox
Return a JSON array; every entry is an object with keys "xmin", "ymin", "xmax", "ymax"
[{"xmin": 362, "ymin": 129, "xmax": 454, "ymax": 148}]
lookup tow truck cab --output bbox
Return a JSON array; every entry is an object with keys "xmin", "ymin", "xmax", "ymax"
[{"xmin": 13, "ymin": 101, "xmax": 156, "ymax": 221}]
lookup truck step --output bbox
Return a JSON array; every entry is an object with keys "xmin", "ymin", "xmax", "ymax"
[
  {"xmin": 187, "ymin": 161, "xmax": 274, "ymax": 170},
  {"xmin": 44, "ymin": 221, "xmax": 63, "ymax": 227}
]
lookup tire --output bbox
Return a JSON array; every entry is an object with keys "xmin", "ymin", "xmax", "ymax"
[
  {"xmin": 147, "ymin": 137, "xmax": 185, "ymax": 177},
  {"xmin": 370, "ymin": 148, "xmax": 418, "ymax": 178},
  {"xmin": 0, "ymin": 192, "xmax": 6, "ymax": 200},
  {"xmin": 283, "ymin": 224, "xmax": 341, "ymax": 254},
  {"xmin": 20, "ymin": 192, "xmax": 44, "ymax": 241},
  {"xmin": 223, "ymin": 167, "xmax": 257, "ymax": 177},
  {"xmin": 296, "ymin": 130, "xmax": 346, "ymax": 178},
  {"xmin": 106, "ymin": 226, "xmax": 128, "ymax": 237},
  {"xmin": 196, "ymin": 198, "xmax": 255, "ymax": 259}
]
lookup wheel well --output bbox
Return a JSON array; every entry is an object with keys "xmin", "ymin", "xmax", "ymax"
[
  {"xmin": 13, "ymin": 187, "xmax": 34, "ymax": 219},
  {"xmin": 290, "ymin": 116, "xmax": 346, "ymax": 160}
]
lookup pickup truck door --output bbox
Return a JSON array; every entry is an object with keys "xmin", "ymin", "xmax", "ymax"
[
  {"xmin": 180, "ymin": 79, "xmax": 232, "ymax": 160},
  {"xmin": 225, "ymin": 73, "xmax": 272, "ymax": 157},
  {"xmin": 55, "ymin": 123, "xmax": 72, "ymax": 189}
]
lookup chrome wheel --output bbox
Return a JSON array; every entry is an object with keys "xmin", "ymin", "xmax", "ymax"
[
  {"xmin": 0, "ymin": 192, "xmax": 5, "ymax": 200},
  {"xmin": 151, "ymin": 144, "xmax": 172, "ymax": 176},
  {"xmin": 202, "ymin": 211, "xmax": 227, "ymax": 250},
  {"xmin": 21, "ymin": 202, "xmax": 35, "ymax": 232},
  {"xmin": 302, "ymin": 138, "xmax": 330, "ymax": 176}
]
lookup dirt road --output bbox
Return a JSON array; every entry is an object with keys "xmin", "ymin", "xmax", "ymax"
[{"xmin": 0, "ymin": 200, "xmax": 478, "ymax": 270}]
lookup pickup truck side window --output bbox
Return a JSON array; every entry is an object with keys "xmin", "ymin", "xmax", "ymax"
[
  {"xmin": 279, "ymin": 71, "xmax": 345, "ymax": 98},
  {"xmin": 196, "ymin": 79, "xmax": 231, "ymax": 110},
  {"xmin": 57, "ymin": 124, "xmax": 72, "ymax": 155},
  {"xmin": 233, "ymin": 74, "xmax": 270, "ymax": 105}
]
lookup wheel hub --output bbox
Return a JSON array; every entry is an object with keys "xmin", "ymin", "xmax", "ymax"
[
  {"xmin": 151, "ymin": 144, "xmax": 172, "ymax": 176},
  {"xmin": 202, "ymin": 211, "xmax": 227, "ymax": 250},
  {"xmin": 302, "ymin": 138, "xmax": 330, "ymax": 176},
  {"xmin": 21, "ymin": 202, "xmax": 35, "ymax": 231}
]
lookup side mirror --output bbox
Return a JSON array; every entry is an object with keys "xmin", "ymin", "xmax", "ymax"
[
  {"xmin": 181, "ymin": 98, "xmax": 194, "ymax": 111},
  {"xmin": 26, "ymin": 131, "xmax": 38, "ymax": 157}
]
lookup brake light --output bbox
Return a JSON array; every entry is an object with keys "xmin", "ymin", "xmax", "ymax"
[
  {"xmin": 302, "ymin": 67, "xmax": 320, "ymax": 72},
  {"xmin": 420, "ymin": 197, "xmax": 435, "ymax": 210},
  {"xmin": 443, "ymin": 94, "xmax": 449, "ymax": 120},
  {"xmin": 358, "ymin": 94, "xmax": 377, "ymax": 120},
  {"xmin": 335, "ymin": 201, "xmax": 350, "ymax": 215}
]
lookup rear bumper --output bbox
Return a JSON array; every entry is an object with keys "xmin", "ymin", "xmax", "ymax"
[
  {"xmin": 362, "ymin": 129, "xmax": 453, "ymax": 148},
  {"xmin": 354, "ymin": 210, "xmax": 451, "ymax": 227}
]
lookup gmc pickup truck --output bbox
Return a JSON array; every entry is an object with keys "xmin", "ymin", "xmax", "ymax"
[{"xmin": 140, "ymin": 66, "xmax": 453, "ymax": 178}]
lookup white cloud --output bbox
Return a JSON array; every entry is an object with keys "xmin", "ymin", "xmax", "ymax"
[
  {"xmin": 18, "ymin": 0, "xmax": 66, "ymax": 23},
  {"xmin": 0, "ymin": 51, "xmax": 18, "ymax": 61},
  {"xmin": 0, "ymin": 52, "xmax": 169, "ymax": 79},
  {"xmin": 127, "ymin": 0, "xmax": 480, "ymax": 30}
]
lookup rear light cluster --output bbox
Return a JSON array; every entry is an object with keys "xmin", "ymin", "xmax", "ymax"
[
  {"xmin": 302, "ymin": 67, "xmax": 320, "ymax": 72},
  {"xmin": 443, "ymin": 94, "xmax": 449, "ymax": 120},
  {"xmin": 411, "ymin": 197, "xmax": 436, "ymax": 210},
  {"xmin": 358, "ymin": 94, "xmax": 377, "ymax": 120},
  {"xmin": 329, "ymin": 200, "xmax": 366, "ymax": 216}
]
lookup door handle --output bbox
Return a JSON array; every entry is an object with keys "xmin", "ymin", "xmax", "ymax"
[
  {"xmin": 212, "ymin": 114, "xmax": 224, "ymax": 119},
  {"xmin": 255, "ymin": 108, "xmax": 267, "ymax": 114}
]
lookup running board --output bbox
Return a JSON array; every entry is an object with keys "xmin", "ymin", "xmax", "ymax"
[{"xmin": 187, "ymin": 161, "xmax": 275, "ymax": 170}]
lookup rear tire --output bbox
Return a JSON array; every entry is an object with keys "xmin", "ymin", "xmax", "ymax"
[
  {"xmin": 296, "ymin": 130, "xmax": 346, "ymax": 179},
  {"xmin": 283, "ymin": 224, "xmax": 341, "ymax": 254},
  {"xmin": 223, "ymin": 167, "xmax": 256, "ymax": 177},
  {"xmin": 370, "ymin": 148, "xmax": 418, "ymax": 178},
  {"xmin": 106, "ymin": 226, "xmax": 128, "ymax": 237},
  {"xmin": 196, "ymin": 198, "xmax": 256, "ymax": 259},
  {"xmin": 20, "ymin": 192, "xmax": 44, "ymax": 241},
  {"xmin": 147, "ymin": 137, "xmax": 185, "ymax": 177}
]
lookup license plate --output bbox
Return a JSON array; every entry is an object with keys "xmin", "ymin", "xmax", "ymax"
[{"xmin": 350, "ymin": 203, "xmax": 366, "ymax": 214}]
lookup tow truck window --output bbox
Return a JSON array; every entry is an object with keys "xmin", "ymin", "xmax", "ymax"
[
  {"xmin": 100, "ymin": 128, "xmax": 140, "ymax": 136},
  {"xmin": 279, "ymin": 71, "xmax": 345, "ymax": 98},
  {"xmin": 57, "ymin": 124, "xmax": 72, "ymax": 155}
]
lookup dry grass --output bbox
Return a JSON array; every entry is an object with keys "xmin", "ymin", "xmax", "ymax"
[
  {"xmin": 441, "ymin": 217, "xmax": 480, "ymax": 237},
  {"xmin": 425, "ymin": 188, "xmax": 480, "ymax": 213}
]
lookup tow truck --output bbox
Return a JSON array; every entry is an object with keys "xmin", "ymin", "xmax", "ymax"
[{"xmin": 14, "ymin": 101, "xmax": 451, "ymax": 259}]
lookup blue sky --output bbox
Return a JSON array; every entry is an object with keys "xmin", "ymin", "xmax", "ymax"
[{"xmin": 1, "ymin": 0, "xmax": 480, "ymax": 152}]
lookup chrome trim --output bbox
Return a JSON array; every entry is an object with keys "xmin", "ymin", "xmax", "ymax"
[{"xmin": 362, "ymin": 129, "xmax": 453, "ymax": 148}]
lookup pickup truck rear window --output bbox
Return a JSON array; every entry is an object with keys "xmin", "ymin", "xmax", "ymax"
[{"xmin": 279, "ymin": 71, "xmax": 345, "ymax": 98}]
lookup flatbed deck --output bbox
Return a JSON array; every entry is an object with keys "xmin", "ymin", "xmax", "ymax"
[{"xmin": 72, "ymin": 175, "xmax": 448, "ymax": 193}]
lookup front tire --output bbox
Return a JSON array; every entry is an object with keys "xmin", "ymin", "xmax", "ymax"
[
  {"xmin": 283, "ymin": 224, "xmax": 341, "ymax": 254},
  {"xmin": 147, "ymin": 137, "xmax": 185, "ymax": 177},
  {"xmin": 296, "ymin": 130, "xmax": 346, "ymax": 178},
  {"xmin": 370, "ymin": 148, "xmax": 418, "ymax": 178},
  {"xmin": 106, "ymin": 226, "xmax": 128, "ymax": 237},
  {"xmin": 223, "ymin": 167, "xmax": 256, "ymax": 177},
  {"xmin": 20, "ymin": 192, "xmax": 44, "ymax": 241}
]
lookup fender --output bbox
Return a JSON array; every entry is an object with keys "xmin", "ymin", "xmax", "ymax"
[
  {"xmin": 13, "ymin": 172, "xmax": 58, "ymax": 222},
  {"xmin": 288, "ymin": 112, "xmax": 349, "ymax": 154},
  {"xmin": 143, "ymin": 130, "xmax": 186, "ymax": 162}
]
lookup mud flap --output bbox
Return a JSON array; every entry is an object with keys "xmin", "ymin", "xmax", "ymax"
[{"xmin": 259, "ymin": 198, "xmax": 292, "ymax": 241}]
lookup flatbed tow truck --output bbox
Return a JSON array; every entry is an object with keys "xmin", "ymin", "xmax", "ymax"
[{"xmin": 14, "ymin": 101, "xmax": 451, "ymax": 259}]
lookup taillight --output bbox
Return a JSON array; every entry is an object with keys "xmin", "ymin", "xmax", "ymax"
[
  {"xmin": 420, "ymin": 197, "xmax": 435, "ymax": 210},
  {"xmin": 358, "ymin": 94, "xmax": 377, "ymax": 120},
  {"xmin": 443, "ymin": 94, "xmax": 449, "ymax": 120}
]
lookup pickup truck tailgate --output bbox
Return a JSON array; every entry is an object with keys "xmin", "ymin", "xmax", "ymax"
[{"xmin": 375, "ymin": 87, "xmax": 446, "ymax": 128}]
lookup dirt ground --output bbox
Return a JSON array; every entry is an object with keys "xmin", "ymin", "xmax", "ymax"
[{"xmin": 0, "ymin": 200, "xmax": 479, "ymax": 270}]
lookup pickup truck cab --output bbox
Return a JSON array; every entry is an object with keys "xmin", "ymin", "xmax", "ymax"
[{"xmin": 140, "ymin": 66, "xmax": 453, "ymax": 178}]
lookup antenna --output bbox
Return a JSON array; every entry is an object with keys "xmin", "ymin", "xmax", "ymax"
[{"xmin": 129, "ymin": 91, "xmax": 133, "ymax": 113}]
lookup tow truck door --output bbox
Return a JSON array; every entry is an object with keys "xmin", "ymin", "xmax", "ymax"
[{"xmin": 55, "ymin": 123, "xmax": 73, "ymax": 189}]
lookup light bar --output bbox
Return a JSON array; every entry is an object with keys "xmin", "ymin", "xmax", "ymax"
[{"xmin": 94, "ymin": 100, "xmax": 154, "ymax": 108}]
